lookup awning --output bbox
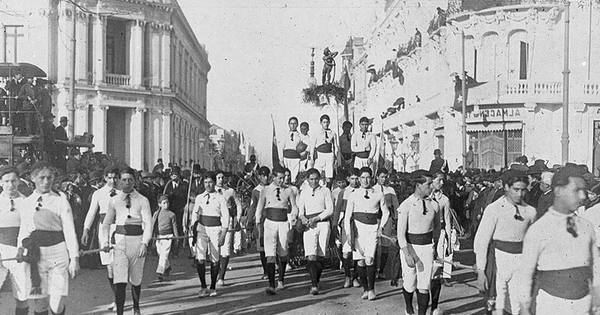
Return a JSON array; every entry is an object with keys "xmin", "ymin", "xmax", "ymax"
[{"xmin": 466, "ymin": 122, "xmax": 522, "ymax": 133}]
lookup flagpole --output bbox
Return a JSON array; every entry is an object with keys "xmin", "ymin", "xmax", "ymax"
[{"xmin": 461, "ymin": 31, "xmax": 467, "ymax": 169}]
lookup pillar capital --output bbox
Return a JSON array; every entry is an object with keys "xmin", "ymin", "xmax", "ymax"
[{"xmin": 135, "ymin": 107, "xmax": 148, "ymax": 113}]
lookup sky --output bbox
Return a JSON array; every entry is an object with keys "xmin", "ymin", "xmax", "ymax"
[{"xmin": 178, "ymin": 0, "xmax": 379, "ymax": 165}]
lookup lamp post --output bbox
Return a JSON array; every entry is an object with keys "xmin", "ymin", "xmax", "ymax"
[{"xmin": 561, "ymin": 0, "xmax": 571, "ymax": 164}]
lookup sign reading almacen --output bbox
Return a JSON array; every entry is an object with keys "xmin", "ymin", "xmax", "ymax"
[{"xmin": 465, "ymin": 107, "xmax": 522, "ymax": 123}]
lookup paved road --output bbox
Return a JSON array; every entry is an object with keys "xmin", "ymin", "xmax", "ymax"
[{"xmin": 1, "ymin": 246, "xmax": 485, "ymax": 314}]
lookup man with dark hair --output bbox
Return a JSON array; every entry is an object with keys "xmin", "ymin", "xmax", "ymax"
[
  {"xmin": 474, "ymin": 170, "xmax": 536, "ymax": 315},
  {"xmin": 81, "ymin": 166, "xmax": 120, "ymax": 311},
  {"xmin": 256, "ymin": 166, "xmax": 298, "ymax": 294},
  {"xmin": 312, "ymin": 115, "xmax": 338, "ymax": 185},
  {"xmin": 163, "ymin": 166, "xmax": 188, "ymax": 238},
  {"xmin": 299, "ymin": 122, "xmax": 312, "ymax": 173},
  {"xmin": 0, "ymin": 166, "xmax": 30, "ymax": 315},
  {"xmin": 282, "ymin": 117, "xmax": 302, "ymax": 183},
  {"xmin": 372, "ymin": 168, "xmax": 399, "ymax": 280},
  {"xmin": 102, "ymin": 167, "xmax": 152, "ymax": 315},
  {"xmin": 518, "ymin": 165, "xmax": 600, "ymax": 314},
  {"xmin": 397, "ymin": 171, "xmax": 440, "ymax": 314},
  {"xmin": 247, "ymin": 166, "xmax": 270, "ymax": 278},
  {"xmin": 352, "ymin": 117, "xmax": 376, "ymax": 169},
  {"xmin": 335, "ymin": 167, "xmax": 361, "ymax": 288},
  {"xmin": 298, "ymin": 168, "xmax": 333, "ymax": 295},
  {"xmin": 429, "ymin": 149, "xmax": 448, "ymax": 174},
  {"xmin": 192, "ymin": 171, "xmax": 230, "ymax": 297},
  {"xmin": 214, "ymin": 170, "xmax": 242, "ymax": 286},
  {"xmin": 345, "ymin": 167, "xmax": 388, "ymax": 301}
]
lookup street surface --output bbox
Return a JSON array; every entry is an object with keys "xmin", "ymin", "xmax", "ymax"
[{"xmin": 1, "ymin": 245, "xmax": 484, "ymax": 314}]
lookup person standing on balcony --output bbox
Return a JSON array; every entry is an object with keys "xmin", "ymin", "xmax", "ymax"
[{"xmin": 352, "ymin": 117, "xmax": 376, "ymax": 170}]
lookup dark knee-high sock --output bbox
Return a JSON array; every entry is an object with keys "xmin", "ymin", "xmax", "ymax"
[
  {"xmin": 259, "ymin": 251, "xmax": 267, "ymax": 274},
  {"xmin": 266, "ymin": 262, "xmax": 276, "ymax": 288},
  {"xmin": 357, "ymin": 265, "xmax": 367, "ymax": 291},
  {"xmin": 315, "ymin": 260, "xmax": 323, "ymax": 283},
  {"xmin": 15, "ymin": 307, "xmax": 29, "ymax": 315},
  {"xmin": 34, "ymin": 311, "xmax": 48, "ymax": 315},
  {"xmin": 430, "ymin": 279, "xmax": 442, "ymax": 310},
  {"xmin": 353, "ymin": 261, "xmax": 359, "ymax": 280},
  {"xmin": 115, "ymin": 283, "xmax": 127, "ymax": 315},
  {"xmin": 403, "ymin": 290, "xmax": 414, "ymax": 314},
  {"xmin": 196, "ymin": 262, "xmax": 207, "ymax": 288},
  {"xmin": 278, "ymin": 258, "xmax": 287, "ymax": 282},
  {"xmin": 210, "ymin": 262, "xmax": 220, "ymax": 290},
  {"xmin": 51, "ymin": 308, "xmax": 65, "ymax": 315},
  {"xmin": 366, "ymin": 264, "xmax": 376, "ymax": 291},
  {"xmin": 417, "ymin": 291, "xmax": 430, "ymax": 315},
  {"xmin": 219, "ymin": 256, "xmax": 230, "ymax": 280},
  {"xmin": 343, "ymin": 257, "xmax": 352, "ymax": 278},
  {"xmin": 131, "ymin": 285, "xmax": 141, "ymax": 310},
  {"xmin": 306, "ymin": 261, "xmax": 317, "ymax": 287}
]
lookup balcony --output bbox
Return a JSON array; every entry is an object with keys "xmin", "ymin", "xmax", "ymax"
[
  {"xmin": 582, "ymin": 82, "xmax": 600, "ymax": 104},
  {"xmin": 104, "ymin": 73, "xmax": 130, "ymax": 87}
]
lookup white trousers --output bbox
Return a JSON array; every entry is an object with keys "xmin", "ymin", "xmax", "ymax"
[
  {"xmin": 263, "ymin": 219, "xmax": 290, "ymax": 257},
  {"xmin": 283, "ymin": 157, "xmax": 300, "ymax": 183},
  {"xmin": 195, "ymin": 225, "xmax": 221, "ymax": 263},
  {"xmin": 495, "ymin": 249, "xmax": 521, "ymax": 315},
  {"xmin": 98, "ymin": 222, "xmax": 115, "ymax": 265},
  {"xmin": 113, "ymin": 235, "xmax": 145, "ymax": 286},
  {"xmin": 31, "ymin": 242, "xmax": 70, "ymax": 299},
  {"xmin": 352, "ymin": 221, "xmax": 378, "ymax": 260},
  {"xmin": 314, "ymin": 152, "xmax": 334, "ymax": 178},
  {"xmin": 221, "ymin": 229, "xmax": 234, "ymax": 257},
  {"xmin": 435, "ymin": 230, "xmax": 453, "ymax": 279},
  {"xmin": 536, "ymin": 289, "xmax": 591, "ymax": 315},
  {"xmin": 354, "ymin": 156, "xmax": 371, "ymax": 169},
  {"xmin": 400, "ymin": 244, "xmax": 434, "ymax": 292},
  {"xmin": 0, "ymin": 244, "xmax": 30, "ymax": 301},
  {"xmin": 303, "ymin": 221, "xmax": 330, "ymax": 257},
  {"xmin": 155, "ymin": 235, "xmax": 172, "ymax": 274}
]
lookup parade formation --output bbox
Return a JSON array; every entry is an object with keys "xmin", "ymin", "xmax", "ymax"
[{"xmin": 2, "ymin": 0, "xmax": 600, "ymax": 314}]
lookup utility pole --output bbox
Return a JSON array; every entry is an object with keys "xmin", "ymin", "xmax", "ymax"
[
  {"xmin": 461, "ymin": 31, "xmax": 467, "ymax": 169},
  {"xmin": 561, "ymin": 1, "xmax": 571, "ymax": 164},
  {"xmin": 69, "ymin": 1, "xmax": 77, "ymax": 139}
]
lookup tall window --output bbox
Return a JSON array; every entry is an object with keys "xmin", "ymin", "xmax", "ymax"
[{"xmin": 519, "ymin": 41, "xmax": 529, "ymax": 80}]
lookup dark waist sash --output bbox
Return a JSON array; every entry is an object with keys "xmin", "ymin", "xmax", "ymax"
[
  {"xmin": 265, "ymin": 208, "xmax": 288, "ymax": 222},
  {"xmin": 115, "ymin": 225, "xmax": 143, "ymax": 236},
  {"xmin": 22, "ymin": 230, "xmax": 65, "ymax": 296},
  {"xmin": 537, "ymin": 266, "xmax": 592, "ymax": 300},
  {"xmin": 355, "ymin": 151, "xmax": 370, "ymax": 159},
  {"xmin": 306, "ymin": 213, "xmax": 324, "ymax": 222},
  {"xmin": 353, "ymin": 212, "xmax": 378, "ymax": 225},
  {"xmin": 0, "ymin": 226, "xmax": 20, "ymax": 247},
  {"xmin": 492, "ymin": 240, "xmax": 523, "ymax": 254},
  {"xmin": 316, "ymin": 143, "xmax": 332, "ymax": 153},
  {"xmin": 199, "ymin": 215, "xmax": 221, "ymax": 227},
  {"xmin": 407, "ymin": 231, "xmax": 433, "ymax": 245},
  {"xmin": 283, "ymin": 149, "xmax": 301, "ymax": 159},
  {"xmin": 158, "ymin": 230, "xmax": 174, "ymax": 236}
]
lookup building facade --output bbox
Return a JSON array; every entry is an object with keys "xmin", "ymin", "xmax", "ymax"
[
  {"xmin": 0, "ymin": 0, "xmax": 211, "ymax": 170},
  {"xmin": 346, "ymin": 0, "xmax": 600, "ymax": 173},
  {"xmin": 209, "ymin": 124, "xmax": 246, "ymax": 173}
]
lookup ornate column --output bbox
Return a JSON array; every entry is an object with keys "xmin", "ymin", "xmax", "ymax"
[
  {"xmin": 161, "ymin": 110, "xmax": 172, "ymax": 165},
  {"xmin": 129, "ymin": 20, "xmax": 145, "ymax": 88},
  {"xmin": 150, "ymin": 23, "xmax": 161, "ymax": 88},
  {"xmin": 93, "ymin": 15, "xmax": 106, "ymax": 84},
  {"xmin": 130, "ymin": 107, "xmax": 146, "ymax": 169},
  {"xmin": 160, "ymin": 24, "xmax": 172, "ymax": 90},
  {"xmin": 92, "ymin": 103, "xmax": 108, "ymax": 153},
  {"xmin": 74, "ymin": 95, "xmax": 89, "ymax": 136},
  {"xmin": 77, "ymin": 11, "xmax": 88, "ymax": 82}
]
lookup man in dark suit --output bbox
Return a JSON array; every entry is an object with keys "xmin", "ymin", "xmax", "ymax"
[
  {"xmin": 54, "ymin": 116, "xmax": 69, "ymax": 170},
  {"xmin": 429, "ymin": 149, "xmax": 449, "ymax": 174},
  {"xmin": 163, "ymin": 165, "xmax": 188, "ymax": 237}
]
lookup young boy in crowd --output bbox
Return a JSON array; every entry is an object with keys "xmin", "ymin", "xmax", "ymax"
[{"xmin": 152, "ymin": 194, "xmax": 180, "ymax": 281}]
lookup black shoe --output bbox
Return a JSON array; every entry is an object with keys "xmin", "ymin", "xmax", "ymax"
[
  {"xmin": 164, "ymin": 267, "xmax": 172, "ymax": 276},
  {"xmin": 390, "ymin": 279, "xmax": 398, "ymax": 287}
]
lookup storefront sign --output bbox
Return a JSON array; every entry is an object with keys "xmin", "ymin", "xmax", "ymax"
[{"xmin": 465, "ymin": 107, "xmax": 522, "ymax": 123}]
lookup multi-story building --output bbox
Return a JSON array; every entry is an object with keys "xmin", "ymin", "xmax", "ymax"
[
  {"xmin": 209, "ymin": 124, "xmax": 245, "ymax": 173},
  {"xmin": 0, "ymin": 0, "xmax": 210, "ymax": 170},
  {"xmin": 347, "ymin": 0, "xmax": 600, "ymax": 173}
]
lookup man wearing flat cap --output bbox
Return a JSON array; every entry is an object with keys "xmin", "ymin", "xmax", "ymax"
[{"xmin": 163, "ymin": 166, "xmax": 188, "ymax": 238}]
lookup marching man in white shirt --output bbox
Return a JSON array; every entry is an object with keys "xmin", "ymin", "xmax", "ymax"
[
  {"xmin": 298, "ymin": 168, "xmax": 334, "ymax": 295},
  {"xmin": 19, "ymin": 162, "xmax": 80, "ymax": 315},
  {"xmin": 81, "ymin": 166, "xmax": 119, "ymax": 311},
  {"xmin": 192, "ymin": 172, "xmax": 230, "ymax": 297},
  {"xmin": 312, "ymin": 114, "xmax": 338, "ymax": 186},
  {"xmin": 518, "ymin": 165, "xmax": 600, "ymax": 315},
  {"xmin": 345, "ymin": 167, "xmax": 388, "ymax": 301},
  {"xmin": 397, "ymin": 171, "xmax": 440, "ymax": 315},
  {"xmin": 0, "ymin": 166, "xmax": 30, "ymax": 315},
  {"xmin": 102, "ymin": 167, "xmax": 152, "ymax": 315},
  {"xmin": 352, "ymin": 117, "xmax": 377, "ymax": 169},
  {"xmin": 215, "ymin": 170, "xmax": 242, "ymax": 286},
  {"xmin": 256, "ymin": 166, "xmax": 299, "ymax": 295},
  {"xmin": 282, "ymin": 117, "xmax": 303, "ymax": 183},
  {"xmin": 474, "ymin": 170, "xmax": 536, "ymax": 315}
]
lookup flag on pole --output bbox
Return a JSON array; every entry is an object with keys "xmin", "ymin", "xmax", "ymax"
[
  {"xmin": 375, "ymin": 123, "xmax": 385, "ymax": 172},
  {"xmin": 271, "ymin": 115, "xmax": 281, "ymax": 168}
]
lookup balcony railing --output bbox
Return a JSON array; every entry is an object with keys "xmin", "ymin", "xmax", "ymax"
[{"xmin": 104, "ymin": 73, "xmax": 130, "ymax": 86}]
